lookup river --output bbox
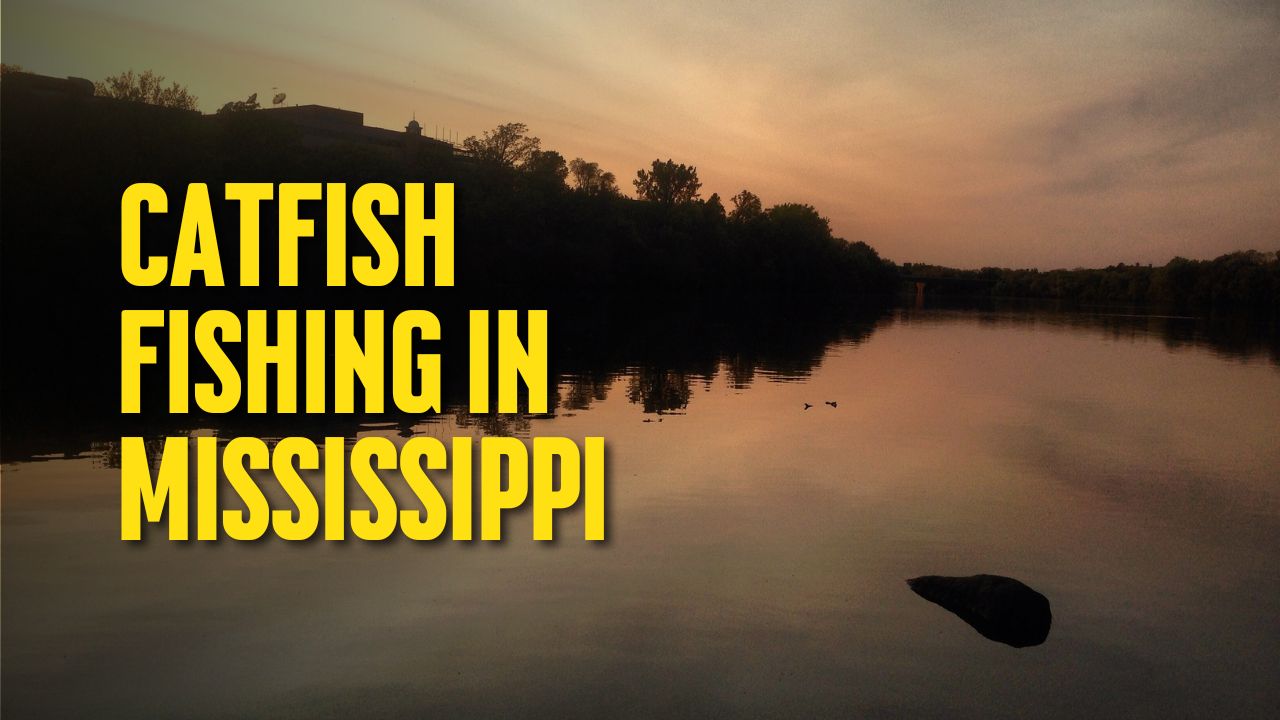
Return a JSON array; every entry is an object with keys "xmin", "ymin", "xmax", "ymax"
[{"xmin": 3, "ymin": 306, "xmax": 1278, "ymax": 718}]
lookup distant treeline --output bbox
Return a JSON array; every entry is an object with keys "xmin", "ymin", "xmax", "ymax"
[{"xmin": 902, "ymin": 252, "xmax": 1280, "ymax": 319}]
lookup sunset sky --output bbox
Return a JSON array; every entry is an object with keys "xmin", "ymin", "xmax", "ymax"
[{"xmin": 5, "ymin": 0, "xmax": 1277, "ymax": 268}]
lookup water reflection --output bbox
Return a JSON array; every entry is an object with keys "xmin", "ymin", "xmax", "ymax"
[
  {"xmin": 3, "ymin": 303, "xmax": 1275, "ymax": 462},
  {"xmin": 3, "ymin": 305, "xmax": 1279, "ymax": 718},
  {"xmin": 896, "ymin": 301, "xmax": 1280, "ymax": 365}
]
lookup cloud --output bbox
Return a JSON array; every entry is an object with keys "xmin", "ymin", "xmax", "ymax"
[{"xmin": 1030, "ymin": 44, "xmax": 1280, "ymax": 196}]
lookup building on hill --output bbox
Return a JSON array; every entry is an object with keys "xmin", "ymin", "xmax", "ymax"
[
  {"xmin": 259, "ymin": 104, "xmax": 455, "ymax": 158},
  {"xmin": 2, "ymin": 71, "xmax": 457, "ymax": 161},
  {"xmin": 0, "ymin": 70, "xmax": 199, "ymax": 119},
  {"xmin": 0, "ymin": 71, "xmax": 96, "ymax": 100}
]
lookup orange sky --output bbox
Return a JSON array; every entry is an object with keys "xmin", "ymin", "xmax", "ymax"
[{"xmin": 4, "ymin": 0, "xmax": 1277, "ymax": 268}]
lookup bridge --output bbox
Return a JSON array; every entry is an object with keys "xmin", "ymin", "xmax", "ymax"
[{"xmin": 899, "ymin": 273, "xmax": 999, "ymax": 306}]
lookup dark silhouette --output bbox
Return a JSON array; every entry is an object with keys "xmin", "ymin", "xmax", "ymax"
[
  {"xmin": 908, "ymin": 574, "xmax": 1052, "ymax": 648},
  {"xmin": 804, "ymin": 403, "xmax": 813, "ymax": 410},
  {"xmin": 729, "ymin": 189, "xmax": 763, "ymax": 223},
  {"xmin": 568, "ymin": 158, "xmax": 619, "ymax": 196},
  {"xmin": 95, "ymin": 69, "xmax": 198, "ymax": 111},
  {"xmin": 825, "ymin": 401, "xmax": 837, "ymax": 407},
  {"xmin": 8, "ymin": 67, "xmax": 1273, "ymax": 459},
  {"xmin": 0, "ymin": 67, "xmax": 896, "ymax": 462},
  {"xmin": 524, "ymin": 149, "xmax": 569, "ymax": 184},
  {"xmin": 462, "ymin": 121, "xmax": 542, "ymax": 168},
  {"xmin": 634, "ymin": 158, "xmax": 701, "ymax": 204},
  {"xmin": 217, "ymin": 92, "xmax": 261, "ymax": 114},
  {"xmin": 901, "ymin": 256, "xmax": 1280, "ymax": 320}
]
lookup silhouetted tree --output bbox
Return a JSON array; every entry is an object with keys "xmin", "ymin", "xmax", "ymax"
[
  {"xmin": 463, "ymin": 122, "xmax": 541, "ymax": 167},
  {"xmin": 904, "ymin": 250, "xmax": 1280, "ymax": 317},
  {"xmin": 634, "ymin": 158, "xmax": 701, "ymax": 204},
  {"xmin": 766, "ymin": 203, "xmax": 830, "ymax": 237},
  {"xmin": 705, "ymin": 193, "xmax": 726, "ymax": 219},
  {"xmin": 569, "ymin": 158, "xmax": 619, "ymax": 196},
  {"xmin": 729, "ymin": 189, "xmax": 763, "ymax": 222},
  {"xmin": 524, "ymin": 149, "xmax": 568, "ymax": 185},
  {"xmin": 94, "ymin": 69, "xmax": 198, "ymax": 110}
]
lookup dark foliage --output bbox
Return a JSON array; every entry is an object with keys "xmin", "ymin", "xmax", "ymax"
[
  {"xmin": 0, "ymin": 74, "xmax": 898, "ymax": 453},
  {"xmin": 902, "ymin": 253, "xmax": 1280, "ymax": 319}
]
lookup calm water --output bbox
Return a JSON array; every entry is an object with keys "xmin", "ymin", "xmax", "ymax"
[{"xmin": 3, "ymin": 308, "xmax": 1279, "ymax": 718}]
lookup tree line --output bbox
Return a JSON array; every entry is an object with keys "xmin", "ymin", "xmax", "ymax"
[
  {"xmin": 903, "ymin": 253, "xmax": 1280, "ymax": 319},
  {"xmin": 75, "ymin": 68, "xmax": 900, "ymax": 307},
  {"xmin": 0, "ymin": 67, "xmax": 898, "ymax": 436}
]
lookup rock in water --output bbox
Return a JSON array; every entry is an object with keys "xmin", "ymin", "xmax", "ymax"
[{"xmin": 907, "ymin": 574, "xmax": 1052, "ymax": 647}]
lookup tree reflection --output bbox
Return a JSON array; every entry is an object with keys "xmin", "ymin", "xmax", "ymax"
[{"xmin": 625, "ymin": 368, "xmax": 694, "ymax": 415}]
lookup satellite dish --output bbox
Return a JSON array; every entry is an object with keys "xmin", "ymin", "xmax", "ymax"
[{"xmin": 272, "ymin": 92, "xmax": 286, "ymax": 106}]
